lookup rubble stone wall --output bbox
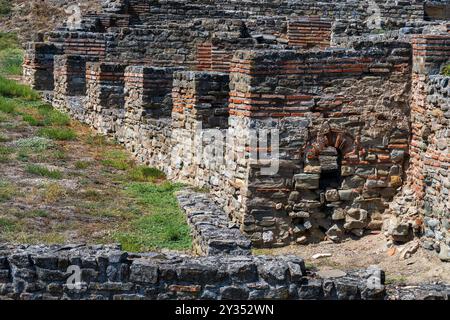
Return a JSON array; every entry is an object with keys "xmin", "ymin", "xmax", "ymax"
[
  {"xmin": 0, "ymin": 244, "xmax": 448, "ymax": 300},
  {"xmin": 226, "ymin": 44, "xmax": 412, "ymax": 247},
  {"xmin": 121, "ymin": 66, "xmax": 183, "ymax": 171},
  {"xmin": 386, "ymin": 34, "xmax": 450, "ymax": 260},
  {"xmin": 170, "ymin": 71, "xmax": 230, "ymax": 190},
  {"xmin": 85, "ymin": 62, "xmax": 127, "ymax": 135}
]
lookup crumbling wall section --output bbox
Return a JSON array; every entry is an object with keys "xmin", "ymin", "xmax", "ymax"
[
  {"xmin": 23, "ymin": 43, "xmax": 61, "ymax": 91},
  {"xmin": 170, "ymin": 71, "xmax": 230, "ymax": 191},
  {"xmin": 386, "ymin": 34, "xmax": 450, "ymax": 261},
  {"xmin": 85, "ymin": 62, "xmax": 127, "ymax": 135},
  {"xmin": 227, "ymin": 43, "xmax": 412, "ymax": 247},
  {"xmin": 121, "ymin": 66, "xmax": 182, "ymax": 171}
]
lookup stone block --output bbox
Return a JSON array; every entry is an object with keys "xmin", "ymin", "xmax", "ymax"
[{"xmin": 294, "ymin": 174, "xmax": 320, "ymax": 190}]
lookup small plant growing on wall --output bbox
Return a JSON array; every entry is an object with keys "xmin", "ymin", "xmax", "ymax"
[{"xmin": 442, "ymin": 64, "xmax": 450, "ymax": 76}]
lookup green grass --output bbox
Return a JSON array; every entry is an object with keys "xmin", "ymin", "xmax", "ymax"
[
  {"xmin": 128, "ymin": 166, "xmax": 166, "ymax": 182},
  {"xmin": 0, "ymin": 32, "xmax": 23, "ymax": 76},
  {"xmin": 37, "ymin": 127, "xmax": 77, "ymax": 141},
  {"xmin": 14, "ymin": 137, "xmax": 54, "ymax": 151},
  {"xmin": 101, "ymin": 150, "xmax": 132, "ymax": 170},
  {"xmin": 75, "ymin": 161, "xmax": 91, "ymax": 170},
  {"xmin": 0, "ymin": 217, "xmax": 16, "ymax": 232},
  {"xmin": 442, "ymin": 64, "xmax": 450, "ymax": 77},
  {"xmin": 0, "ymin": 48, "xmax": 23, "ymax": 75},
  {"xmin": 0, "ymin": 1, "xmax": 11, "ymax": 16},
  {"xmin": 115, "ymin": 182, "xmax": 191, "ymax": 252},
  {"xmin": 0, "ymin": 76, "xmax": 40, "ymax": 100},
  {"xmin": 0, "ymin": 180, "xmax": 17, "ymax": 202},
  {"xmin": 0, "ymin": 96, "xmax": 17, "ymax": 114},
  {"xmin": 26, "ymin": 164, "xmax": 63, "ymax": 179}
]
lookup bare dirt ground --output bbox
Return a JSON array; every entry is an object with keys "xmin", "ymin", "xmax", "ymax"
[
  {"xmin": 0, "ymin": 97, "xmax": 191, "ymax": 252},
  {"xmin": 255, "ymin": 233, "xmax": 450, "ymax": 284}
]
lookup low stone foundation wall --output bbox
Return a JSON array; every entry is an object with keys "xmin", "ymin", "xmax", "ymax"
[
  {"xmin": 0, "ymin": 245, "xmax": 448, "ymax": 300},
  {"xmin": 176, "ymin": 190, "xmax": 252, "ymax": 256}
]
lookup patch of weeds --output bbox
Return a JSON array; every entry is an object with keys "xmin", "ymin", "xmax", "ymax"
[
  {"xmin": 442, "ymin": 64, "xmax": 450, "ymax": 77},
  {"xmin": 0, "ymin": 217, "xmax": 16, "ymax": 232},
  {"xmin": 101, "ymin": 150, "xmax": 132, "ymax": 171},
  {"xmin": 0, "ymin": 145, "xmax": 13, "ymax": 162},
  {"xmin": 15, "ymin": 137, "xmax": 54, "ymax": 151},
  {"xmin": 85, "ymin": 133, "xmax": 116, "ymax": 146},
  {"xmin": 192, "ymin": 186, "xmax": 210, "ymax": 193},
  {"xmin": 128, "ymin": 166, "xmax": 166, "ymax": 182},
  {"xmin": 0, "ymin": 145, "xmax": 13, "ymax": 153},
  {"xmin": 22, "ymin": 114, "xmax": 43, "ymax": 126},
  {"xmin": 0, "ymin": 180, "xmax": 17, "ymax": 202},
  {"xmin": 0, "ymin": 33, "xmax": 19, "ymax": 51},
  {"xmin": 115, "ymin": 182, "xmax": 191, "ymax": 252},
  {"xmin": 50, "ymin": 150, "xmax": 67, "ymax": 160},
  {"xmin": 0, "ymin": 96, "xmax": 17, "ymax": 114},
  {"xmin": 26, "ymin": 164, "xmax": 63, "ymax": 179},
  {"xmin": 37, "ymin": 127, "xmax": 76, "ymax": 141},
  {"xmin": 42, "ymin": 183, "xmax": 66, "ymax": 203},
  {"xmin": 80, "ymin": 188, "xmax": 102, "ymax": 201},
  {"xmin": 29, "ymin": 210, "xmax": 49, "ymax": 218},
  {"xmin": 16, "ymin": 150, "xmax": 29, "ymax": 162},
  {"xmin": 0, "ymin": 48, "xmax": 23, "ymax": 75},
  {"xmin": 0, "ymin": 133, "xmax": 8, "ymax": 142},
  {"xmin": 0, "ymin": 2, "xmax": 12, "ymax": 16},
  {"xmin": 385, "ymin": 275, "xmax": 408, "ymax": 286},
  {"xmin": 75, "ymin": 160, "xmax": 91, "ymax": 170},
  {"xmin": 0, "ymin": 76, "xmax": 40, "ymax": 100}
]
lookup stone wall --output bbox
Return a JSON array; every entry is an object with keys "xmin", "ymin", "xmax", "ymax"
[
  {"xmin": 0, "ymin": 244, "xmax": 448, "ymax": 300},
  {"xmin": 385, "ymin": 34, "xmax": 450, "ymax": 261},
  {"xmin": 23, "ymin": 43, "xmax": 61, "ymax": 91},
  {"xmin": 225, "ymin": 43, "xmax": 412, "ymax": 247},
  {"xmin": 121, "ymin": 66, "xmax": 183, "ymax": 171},
  {"xmin": 170, "ymin": 71, "xmax": 230, "ymax": 190},
  {"xmin": 85, "ymin": 62, "xmax": 127, "ymax": 135}
]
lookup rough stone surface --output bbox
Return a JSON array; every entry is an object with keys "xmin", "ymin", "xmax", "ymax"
[{"xmin": 0, "ymin": 244, "xmax": 448, "ymax": 300}]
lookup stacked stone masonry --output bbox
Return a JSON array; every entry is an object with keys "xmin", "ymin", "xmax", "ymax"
[
  {"xmin": 0, "ymin": 245, "xmax": 448, "ymax": 300},
  {"xmin": 22, "ymin": 0, "xmax": 450, "ymax": 252}
]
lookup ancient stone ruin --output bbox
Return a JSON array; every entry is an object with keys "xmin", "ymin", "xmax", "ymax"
[{"xmin": 19, "ymin": 0, "xmax": 450, "ymax": 288}]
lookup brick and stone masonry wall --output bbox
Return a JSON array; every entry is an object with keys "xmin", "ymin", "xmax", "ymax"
[
  {"xmin": 52, "ymin": 55, "xmax": 92, "ymax": 122},
  {"xmin": 170, "ymin": 71, "xmax": 230, "ymax": 191},
  {"xmin": 385, "ymin": 34, "xmax": 450, "ymax": 261},
  {"xmin": 121, "ymin": 66, "xmax": 183, "ymax": 171},
  {"xmin": 1, "ymin": 244, "xmax": 448, "ymax": 300},
  {"xmin": 226, "ymin": 43, "xmax": 412, "ymax": 247},
  {"xmin": 23, "ymin": 43, "xmax": 61, "ymax": 91},
  {"xmin": 85, "ymin": 62, "xmax": 127, "ymax": 135},
  {"xmin": 23, "ymin": 0, "xmax": 428, "ymax": 87},
  {"xmin": 288, "ymin": 18, "xmax": 332, "ymax": 49}
]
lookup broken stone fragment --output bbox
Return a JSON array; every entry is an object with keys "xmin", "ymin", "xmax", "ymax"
[
  {"xmin": 341, "ymin": 166, "xmax": 355, "ymax": 176},
  {"xmin": 332, "ymin": 208, "xmax": 346, "ymax": 221},
  {"xmin": 289, "ymin": 211, "xmax": 310, "ymax": 219},
  {"xmin": 390, "ymin": 223, "xmax": 412, "ymax": 243},
  {"xmin": 344, "ymin": 208, "xmax": 368, "ymax": 230},
  {"xmin": 438, "ymin": 243, "xmax": 450, "ymax": 262},
  {"xmin": 326, "ymin": 224, "xmax": 344, "ymax": 242},
  {"xmin": 325, "ymin": 189, "xmax": 340, "ymax": 202}
]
